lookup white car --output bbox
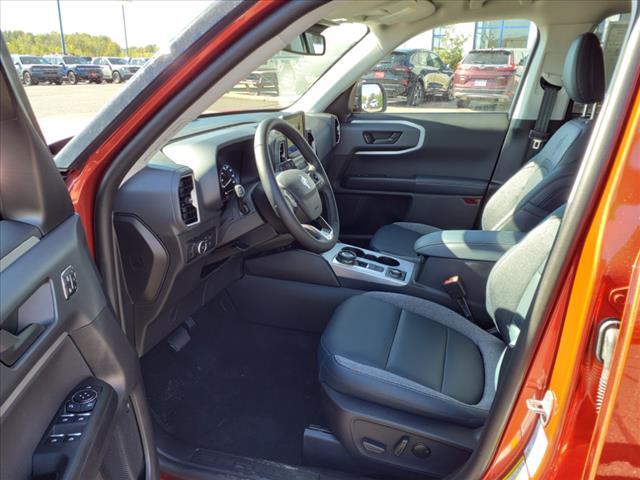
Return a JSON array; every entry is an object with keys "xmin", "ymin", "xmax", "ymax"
[{"xmin": 92, "ymin": 57, "xmax": 138, "ymax": 83}]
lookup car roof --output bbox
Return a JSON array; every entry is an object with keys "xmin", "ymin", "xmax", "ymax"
[
  {"xmin": 468, "ymin": 48, "xmax": 513, "ymax": 54},
  {"xmin": 393, "ymin": 48, "xmax": 431, "ymax": 54}
]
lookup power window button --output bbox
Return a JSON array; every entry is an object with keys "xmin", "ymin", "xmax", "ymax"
[
  {"xmin": 61, "ymin": 266, "xmax": 78, "ymax": 299},
  {"xmin": 57, "ymin": 414, "xmax": 75, "ymax": 424},
  {"xmin": 47, "ymin": 435, "xmax": 64, "ymax": 445}
]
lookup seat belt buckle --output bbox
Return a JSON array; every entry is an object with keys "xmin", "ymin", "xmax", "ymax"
[
  {"xmin": 442, "ymin": 275, "xmax": 473, "ymax": 321},
  {"xmin": 529, "ymin": 129, "xmax": 550, "ymax": 150}
]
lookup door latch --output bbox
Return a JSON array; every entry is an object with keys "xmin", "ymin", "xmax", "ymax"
[
  {"xmin": 594, "ymin": 318, "xmax": 620, "ymax": 412},
  {"xmin": 526, "ymin": 390, "xmax": 556, "ymax": 426}
]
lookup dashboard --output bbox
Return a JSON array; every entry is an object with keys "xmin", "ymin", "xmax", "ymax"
[{"xmin": 113, "ymin": 112, "xmax": 340, "ymax": 353}]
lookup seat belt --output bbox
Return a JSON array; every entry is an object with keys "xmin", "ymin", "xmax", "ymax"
[{"xmin": 526, "ymin": 76, "xmax": 562, "ymax": 158}]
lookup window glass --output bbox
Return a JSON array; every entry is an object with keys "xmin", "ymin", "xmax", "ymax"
[
  {"xmin": 203, "ymin": 22, "xmax": 368, "ymax": 114},
  {"xmin": 360, "ymin": 19, "xmax": 537, "ymax": 113},
  {"xmin": 596, "ymin": 13, "xmax": 630, "ymax": 88},
  {"xmin": 0, "ymin": 0, "xmax": 211, "ymax": 143},
  {"xmin": 431, "ymin": 54, "xmax": 444, "ymax": 69}
]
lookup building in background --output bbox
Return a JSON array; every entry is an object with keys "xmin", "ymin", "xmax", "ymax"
[{"xmin": 401, "ymin": 19, "xmax": 536, "ymax": 55}]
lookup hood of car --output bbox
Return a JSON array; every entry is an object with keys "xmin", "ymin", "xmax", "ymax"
[{"xmin": 24, "ymin": 64, "xmax": 60, "ymax": 71}]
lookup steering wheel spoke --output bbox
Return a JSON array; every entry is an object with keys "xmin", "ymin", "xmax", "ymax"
[
  {"xmin": 309, "ymin": 169, "xmax": 325, "ymax": 189},
  {"xmin": 281, "ymin": 188, "xmax": 299, "ymax": 210},
  {"xmin": 303, "ymin": 216, "xmax": 334, "ymax": 242}
]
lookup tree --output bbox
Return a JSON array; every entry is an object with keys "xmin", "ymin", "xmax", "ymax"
[
  {"xmin": 2, "ymin": 30, "xmax": 158, "ymax": 58},
  {"xmin": 434, "ymin": 29, "xmax": 468, "ymax": 68}
]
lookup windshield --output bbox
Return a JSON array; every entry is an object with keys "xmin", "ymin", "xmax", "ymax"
[
  {"xmin": 20, "ymin": 56, "xmax": 48, "ymax": 64},
  {"xmin": 63, "ymin": 56, "xmax": 88, "ymax": 64},
  {"xmin": 108, "ymin": 57, "xmax": 128, "ymax": 65},
  {"xmin": 462, "ymin": 51, "xmax": 511, "ymax": 65},
  {"xmin": 204, "ymin": 23, "xmax": 368, "ymax": 114}
]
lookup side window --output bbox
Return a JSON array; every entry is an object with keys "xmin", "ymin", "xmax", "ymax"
[
  {"xmin": 0, "ymin": 1, "xmax": 209, "ymax": 144},
  {"xmin": 361, "ymin": 19, "xmax": 537, "ymax": 112},
  {"xmin": 430, "ymin": 53, "xmax": 445, "ymax": 69}
]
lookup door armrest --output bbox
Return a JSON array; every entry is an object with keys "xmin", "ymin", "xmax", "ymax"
[{"xmin": 414, "ymin": 230, "xmax": 525, "ymax": 262}]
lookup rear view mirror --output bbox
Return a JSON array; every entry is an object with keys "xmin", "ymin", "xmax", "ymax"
[
  {"xmin": 356, "ymin": 82, "xmax": 387, "ymax": 113},
  {"xmin": 284, "ymin": 31, "xmax": 326, "ymax": 56}
]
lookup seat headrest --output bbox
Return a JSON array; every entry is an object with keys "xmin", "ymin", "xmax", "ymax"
[{"xmin": 563, "ymin": 32, "xmax": 605, "ymax": 104}]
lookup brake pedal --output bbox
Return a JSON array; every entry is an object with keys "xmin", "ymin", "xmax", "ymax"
[{"xmin": 167, "ymin": 326, "xmax": 191, "ymax": 352}]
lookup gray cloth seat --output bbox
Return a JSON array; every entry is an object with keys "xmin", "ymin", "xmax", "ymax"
[
  {"xmin": 369, "ymin": 32, "xmax": 604, "ymax": 259},
  {"xmin": 319, "ymin": 207, "xmax": 565, "ymax": 428}
]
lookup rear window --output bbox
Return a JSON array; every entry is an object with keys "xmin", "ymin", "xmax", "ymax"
[
  {"xmin": 462, "ymin": 51, "xmax": 510, "ymax": 65},
  {"xmin": 380, "ymin": 52, "xmax": 408, "ymax": 64}
]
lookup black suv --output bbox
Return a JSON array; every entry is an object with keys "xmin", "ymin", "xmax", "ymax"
[{"xmin": 363, "ymin": 48, "xmax": 453, "ymax": 105}]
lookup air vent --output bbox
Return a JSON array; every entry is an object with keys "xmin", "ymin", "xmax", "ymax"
[
  {"xmin": 279, "ymin": 141, "xmax": 286, "ymax": 163},
  {"xmin": 334, "ymin": 117, "xmax": 341, "ymax": 145},
  {"xmin": 178, "ymin": 174, "xmax": 199, "ymax": 226},
  {"xmin": 306, "ymin": 130, "xmax": 316, "ymax": 152}
]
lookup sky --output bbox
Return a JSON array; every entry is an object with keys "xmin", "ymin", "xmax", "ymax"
[{"xmin": 0, "ymin": 0, "xmax": 212, "ymax": 48}]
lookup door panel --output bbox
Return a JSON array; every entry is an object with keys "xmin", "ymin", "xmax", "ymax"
[
  {"xmin": 329, "ymin": 112, "xmax": 509, "ymax": 243},
  {"xmin": 1, "ymin": 39, "xmax": 154, "ymax": 480}
]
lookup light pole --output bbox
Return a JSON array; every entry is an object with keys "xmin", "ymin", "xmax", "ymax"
[
  {"xmin": 56, "ymin": 0, "xmax": 67, "ymax": 54},
  {"xmin": 121, "ymin": 1, "xmax": 130, "ymax": 57}
]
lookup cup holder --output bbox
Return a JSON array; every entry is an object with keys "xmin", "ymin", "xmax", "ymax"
[
  {"xmin": 339, "ymin": 247, "xmax": 400, "ymax": 267},
  {"xmin": 375, "ymin": 255, "xmax": 400, "ymax": 267}
]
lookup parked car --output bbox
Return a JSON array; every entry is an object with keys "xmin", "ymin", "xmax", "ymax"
[
  {"xmin": 363, "ymin": 48, "xmax": 453, "ymax": 105},
  {"xmin": 236, "ymin": 58, "xmax": 280, "ymax": 95},
  {"xmin": 92, "ymin": 57, "xmax": 136, "ymax": 83},
  {"xmin": 451, "ymin": 48, "xmax": 528, "ymax": 108},
  {"xmin": 44, "ymin": 55, "xmax": 103, "ymax": 84},
  {"xmin": 10, "ymin": 54, "xmax": 63, "ymax": 85}
]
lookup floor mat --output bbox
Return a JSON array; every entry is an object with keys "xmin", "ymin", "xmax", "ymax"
[{"xmin": 141, "ymin": 292, "xmax": 324, "ymax": 465}]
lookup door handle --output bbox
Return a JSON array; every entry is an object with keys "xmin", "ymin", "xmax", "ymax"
[
  {"xmin": 0, "ymin": 323, "xmax": 45, "ymax": 366},
  {"xmin": 363, "ymin": 131, "xmax": 402, "ymax": 145}
]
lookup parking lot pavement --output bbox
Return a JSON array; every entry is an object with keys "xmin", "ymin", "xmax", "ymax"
[
  {"xmin": 25, "ymin": 83, "xmax": 285, "ymax": 143},
  {"xmin": 24, "ymin": 83, "xmax": 479, "ymax": 144},
  {"xmin": 25, "ymin": 83, "xmax": 125, "ymax": 143}
]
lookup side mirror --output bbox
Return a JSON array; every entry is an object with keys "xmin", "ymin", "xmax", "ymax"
[
  {"xmin": 355, "ymin": 82, "xmax": 387, "ymax": 113},
  {"xmin": 283, "ymin": 31, "xmax": 326, "ymax": 56}
]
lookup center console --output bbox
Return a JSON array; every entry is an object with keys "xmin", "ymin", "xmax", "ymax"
[{"xmin": 322, "ymin": 243, "xmax": 416, "ymax": 286}]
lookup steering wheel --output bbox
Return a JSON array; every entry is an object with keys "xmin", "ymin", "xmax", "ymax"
[{"xmin": 254, "ymin": 118, "xmax": 339, "ymax": 253}]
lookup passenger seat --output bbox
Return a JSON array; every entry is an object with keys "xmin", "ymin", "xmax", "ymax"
[{"xmin": 370, "ymin": 32, "xmax": 604, "ymax": 259}]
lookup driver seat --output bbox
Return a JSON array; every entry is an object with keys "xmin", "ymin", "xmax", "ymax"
[{"xmin": 318, "ymin": 207, "xmax": 564, "ymax": 476}]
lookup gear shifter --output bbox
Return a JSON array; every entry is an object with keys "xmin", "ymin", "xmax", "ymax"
[{"xmin": 336, "ymin": 249, "xmax": 357, "ymax": 265}]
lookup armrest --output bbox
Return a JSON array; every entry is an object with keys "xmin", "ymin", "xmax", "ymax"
[{"xmin": 414, "ymin": 230, "xmax": 525, "ymax": 262}]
